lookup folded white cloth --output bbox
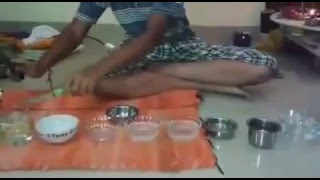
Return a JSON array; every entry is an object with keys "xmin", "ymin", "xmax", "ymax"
[{"xmin": 22, "ymin": 25, "xmax": 60, "ymax": 45}]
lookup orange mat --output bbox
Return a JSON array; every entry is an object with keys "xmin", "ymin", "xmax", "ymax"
[
  {"xmin": 1, "ymin": 90, "xmax": 201, "ymax": 110},
  {"xmin": 0, "ymin": 90, "xmax": 216, "ymax": 172}
]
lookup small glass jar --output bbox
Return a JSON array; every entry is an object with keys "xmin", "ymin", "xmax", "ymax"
[
  {"xmin": 279, "ymin": 110, "xmax": 316, "ymax": 146},
  {"xmin": 4, "ymin": 111, "xmax": 33, "ymax": 146}
]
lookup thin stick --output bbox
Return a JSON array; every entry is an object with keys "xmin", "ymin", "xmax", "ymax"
[{"xmin": 47, "ymin": 69, "xmax": 55, "ymax": 97}]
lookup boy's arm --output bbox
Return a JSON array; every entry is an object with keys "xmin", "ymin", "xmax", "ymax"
[
  {"xmin": 33, "ymin": 19, "xmax": 92, "ymax": 77},
  {"xmin": 90, "ymin": 14, "xmax": 168, "ymax": 78},
  {"xmin": 30, "ymin": 2, "xmax": 107, "ymax": 78},
  {"xmin": 90, "ymin": 2, "xmax": 186, "ymax": 78}
]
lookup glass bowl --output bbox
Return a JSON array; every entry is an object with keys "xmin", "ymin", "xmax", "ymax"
[
  {"xmin": 87, "ymin": 115, "xmax": 119, "ymax": 143},
  {"xmin": 167, "ymin": 119, "xmax": 202, "ymax": 142},
  {"xmin": 124, "ymin": 116, "xmax": 160, "ymax": 142}
]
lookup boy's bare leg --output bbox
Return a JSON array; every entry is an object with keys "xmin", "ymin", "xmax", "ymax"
[
  {"xmin": 94, "ymin": 71, "xmax": 249, "ymax": 99},
  {"xmin": 148, "ymin": 61, "xmax": 274, "ymax": 87}
]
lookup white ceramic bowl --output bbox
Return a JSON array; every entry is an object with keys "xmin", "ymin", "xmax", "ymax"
[{"xmin": 35, "ymin": 114, "xmax": 79, "ymax": 144}]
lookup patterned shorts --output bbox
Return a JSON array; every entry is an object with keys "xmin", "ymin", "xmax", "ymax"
[{"xmin": 107, "ymin": 36, "xmax": 278, "ymax": 77}]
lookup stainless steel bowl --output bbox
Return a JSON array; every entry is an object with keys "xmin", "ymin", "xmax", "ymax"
[
  {"xmin": 203, "ymin": 117, "xmax": 237, "ymax": 139},
  {"xmin": 305, "ymin": 17, "xmax": 320, "ymax": 26},
  {"xmin": 247, "ymin": 118, "xmax": 282, "ymax": 149},
  {"xmin": 106, "ymin": 105, "xmax": 139, "ymax": 126}
]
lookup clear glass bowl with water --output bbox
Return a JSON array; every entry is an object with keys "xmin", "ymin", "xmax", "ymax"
[
  {"xmin": 167, "ymin": 119, "xmax": 202, "ymax": 142},
  {"xmin": 87, "ymin": 115, "xmax": 119, "ymax": 143},
  {"xmin": 125, "ymin": 116, "xmax": 160, "ymax": 142}
]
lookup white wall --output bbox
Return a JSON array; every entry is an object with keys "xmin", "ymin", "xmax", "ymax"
[{"xmin": 0, "ymin": 2, "xmax": 265, "ymax": 26}]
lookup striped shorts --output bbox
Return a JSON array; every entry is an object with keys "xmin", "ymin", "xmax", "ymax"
[{"xmin": 107, "ymin": 36, "xmax": 277, "ymax": 77}]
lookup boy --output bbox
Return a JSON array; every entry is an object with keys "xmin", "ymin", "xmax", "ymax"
[{"xmin": 23, "ymin": 2, "xmax": 277, "ymax": 98}]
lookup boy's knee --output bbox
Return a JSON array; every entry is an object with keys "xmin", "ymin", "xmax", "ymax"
[{"xmin": 252, "ymin": 66, "xmax": 274, "ymax": 83}]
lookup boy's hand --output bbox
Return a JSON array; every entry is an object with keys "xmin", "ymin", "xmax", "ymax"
[
  {"xmin": 67, "ymin": 67, "xmax": 100, "ymax": 96},
  {"xmin": 15, "ymin": 63, "xmax": 46, "ymax": 78}
]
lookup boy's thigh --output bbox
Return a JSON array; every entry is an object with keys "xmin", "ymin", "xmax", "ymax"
[{"xmin": 106, "ymin": 37, "xmax": 278, "ymax": 77}]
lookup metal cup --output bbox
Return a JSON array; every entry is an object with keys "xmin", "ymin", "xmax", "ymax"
[{"xmin": 247, "ymin": 118, "xmax": 281, "ymax": 149}]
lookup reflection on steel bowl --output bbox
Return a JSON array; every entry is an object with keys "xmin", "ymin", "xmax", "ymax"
[
  {"xmin": 203, "ymin": 117, "xmax": 237, "ymax": 140},
  {"xmin": 106, "ymin": 105, "xmax": 139, "ymax": 126}
]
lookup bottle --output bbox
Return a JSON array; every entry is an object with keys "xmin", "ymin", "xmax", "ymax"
[{"xmin": 233, "ymin": 31, "xmax": 252, "ymax": 47}]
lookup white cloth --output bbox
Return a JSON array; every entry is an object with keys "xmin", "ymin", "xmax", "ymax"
[{"xmin": 22, "ymin": 25, "xmax": 60, "ymax": 45}]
